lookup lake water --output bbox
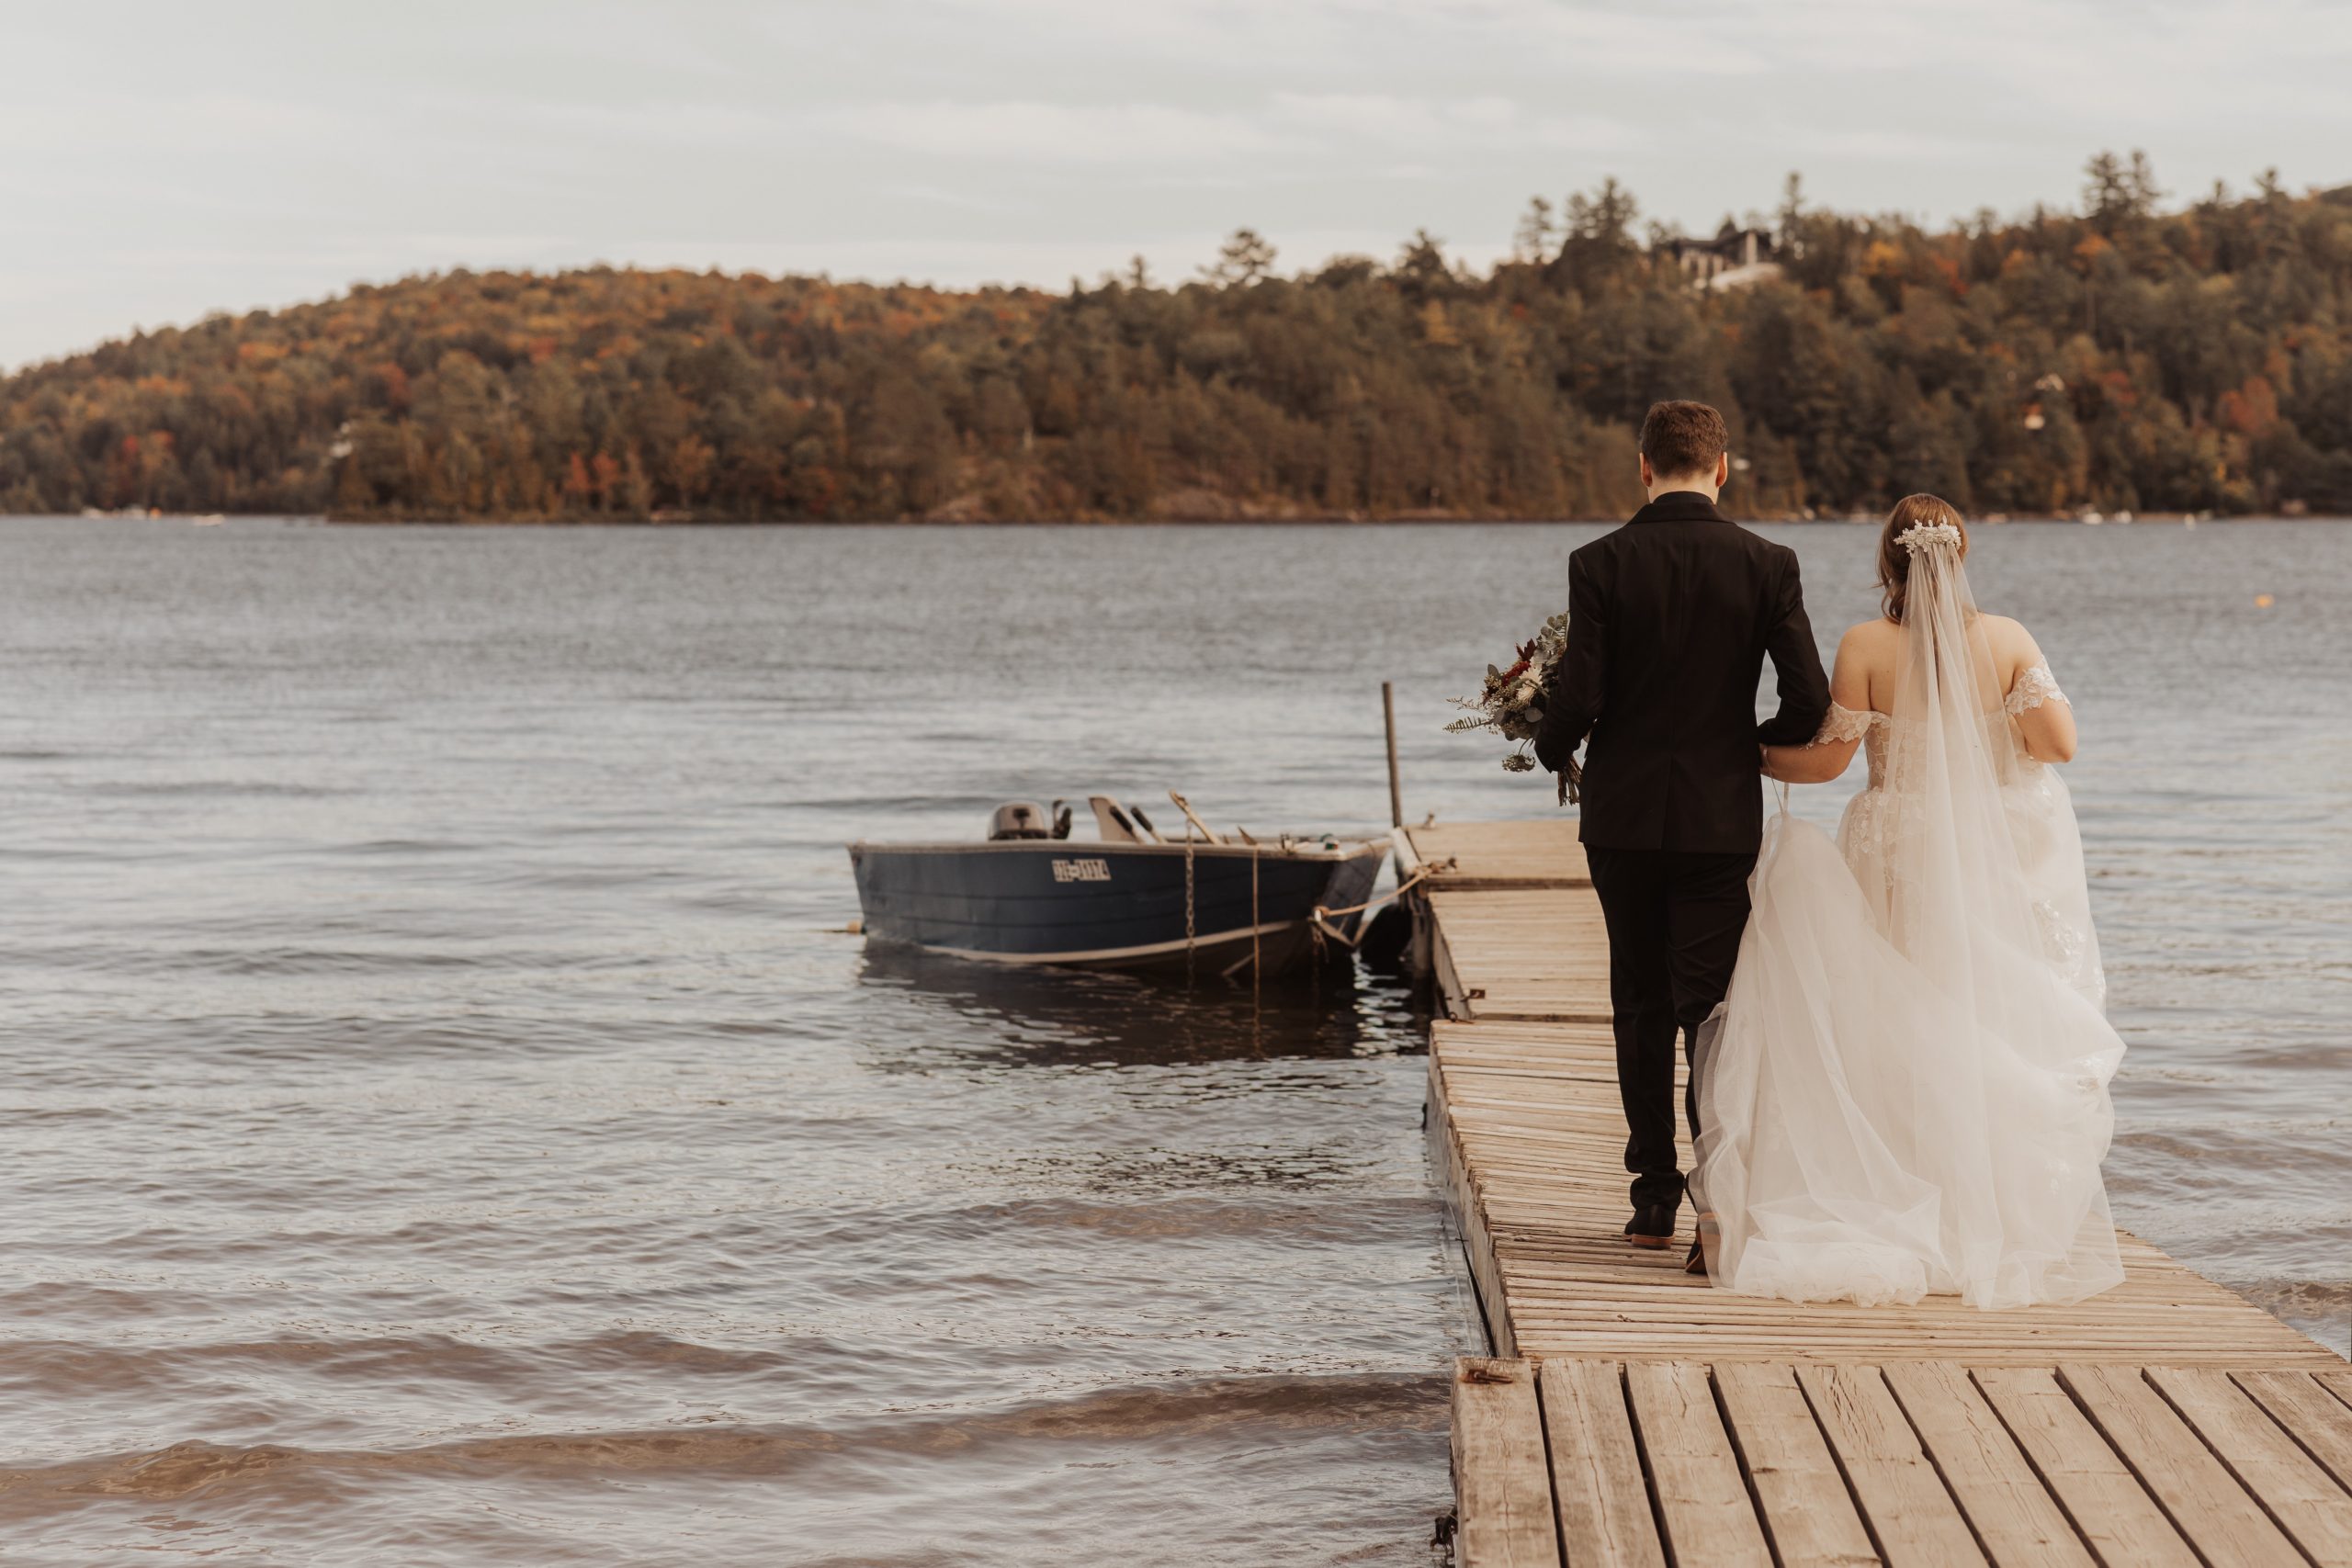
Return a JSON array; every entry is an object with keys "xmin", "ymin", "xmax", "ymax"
[{"xmin": 0, "ymin": 517, "xmax": 2344, "ymax": 1564}]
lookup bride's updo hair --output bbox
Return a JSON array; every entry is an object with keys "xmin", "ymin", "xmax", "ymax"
[{"xmin": 1879, "ymin": 494, "xmax": 1968, "ymax": 624}]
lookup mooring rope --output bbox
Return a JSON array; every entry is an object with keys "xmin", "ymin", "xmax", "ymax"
[
  {"xmin": 1315, "ymin": 865, "xmax": 1436, "ymax": 922},
  {"xmin": 1306, "ymin": 864, "xmax": 1441, "ymax": 952},
  {"xmin": 1250, "ymin": 842, "xmax": 1261, "ymax": 987}
]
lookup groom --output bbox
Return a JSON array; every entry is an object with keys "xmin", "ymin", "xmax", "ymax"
[{"xmin": 1532, "ymin": 401, "xmax": 1830, "ymax": 1270}]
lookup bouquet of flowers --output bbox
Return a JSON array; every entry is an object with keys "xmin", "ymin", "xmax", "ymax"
[{"xmin": 1446, "ymin": 611, "xmax": 1579, "ymax": 800}]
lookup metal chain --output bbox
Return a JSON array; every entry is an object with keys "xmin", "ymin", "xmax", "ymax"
[{"xmin": 1182, "ymin": 824, "xmax": 1196, "ymax": 986}]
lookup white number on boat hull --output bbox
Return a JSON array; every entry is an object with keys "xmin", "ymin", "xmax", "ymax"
[{"xmin": 1051, "ymin": 858, "xmax": 1112, "ymax": 883}]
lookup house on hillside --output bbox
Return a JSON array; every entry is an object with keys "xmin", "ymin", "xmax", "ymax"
[{"xmin": 1659, "ymin": 223, "xmax": 1779, "ymax": 285}]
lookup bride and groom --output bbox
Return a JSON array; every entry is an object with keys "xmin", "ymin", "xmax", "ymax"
[{"xmin": 1532, "ymin": 400, "xmax": 2123, "ymax": 1310}]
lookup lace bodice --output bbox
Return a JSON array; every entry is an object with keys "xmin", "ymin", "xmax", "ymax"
[
  {"xmin": 1808, "ymin": 664, "xmax": 2067, "ymax": 789},
  {"xmin": 2003, "ymin": 664, "xmax": 2066, "ymax": 716},
  {"xmin": 1812, "ymin": 702, "xmax": 1878, "ymax": 745}
]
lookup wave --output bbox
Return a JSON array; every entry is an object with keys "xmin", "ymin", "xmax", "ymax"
[
  {"xmin": 0, "ymin": 1371, "xmax": 1447, "ymax": 1506},
  {"xmin": 75, "ymin": 779, "xmax": 360, "ymax": 798},
  {"xmin": 2231, "ymin": 1276, "xmax": 2352, "ymax": 1353}
]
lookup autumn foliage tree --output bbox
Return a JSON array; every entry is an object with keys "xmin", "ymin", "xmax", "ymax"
[{"xmin": 3, "ymin": 154, "xmax": 2349, "ymax": 523}]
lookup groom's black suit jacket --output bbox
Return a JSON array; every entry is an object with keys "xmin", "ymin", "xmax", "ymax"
[{"xmin": 1533, "ymin": 492, "xmax": 1831, "ymax": 855}]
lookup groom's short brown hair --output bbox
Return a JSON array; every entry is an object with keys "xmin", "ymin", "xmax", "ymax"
[{"xmin": 1639, "ymin": 400, "xmax": 1728, "ymax": 479}]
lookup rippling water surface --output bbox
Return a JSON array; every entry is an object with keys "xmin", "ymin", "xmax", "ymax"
[{"xmin": 0, "ymin": 517, "xmax": 2344, "ymax": 1563}]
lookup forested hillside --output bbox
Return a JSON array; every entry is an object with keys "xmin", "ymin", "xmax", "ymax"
[{"xmin": 5, "ymin": 157, "xmax": 2350, "ymax": 522}]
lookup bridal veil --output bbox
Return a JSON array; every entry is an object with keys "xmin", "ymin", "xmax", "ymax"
[{"xmin": 1690, "ymin": 525, "xmax": 2126, "ymax": 1309}]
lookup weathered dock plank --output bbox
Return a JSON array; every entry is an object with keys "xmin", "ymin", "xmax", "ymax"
[
  {"xmin": 1975, "ymin": 1366, "xmax": 2200, "ymax": 1567},
  {"xmin": 2146, "ymin": 1366, "xmax": 2352, "ymax": 1564},
  {"xmin": 2236, "ymin": 1369, "xmax": 2352, "ymax": 1493},
  {"xmin": 1452, "ymin": 1358, "xmax": 1562, "ymax": 1568},
  {"xmin": 2058, "ymin": 1362, "xmax": 2304, "ymax": 1567},
  {"xmin": 1532, "ymin": 1359, "xmax": 1666, "ymax": 1568},
  {"xmin": 1711, "ymin": 1362, "xmax": 1878, "ymax": 1567},
  {"xmin": 1412, "ymin": 819, "xmax": 2347, "ymax": 1566},
  {"xmin": 1624, "ymin": 1360, "xmax": 1772, "ymax": 1565},
  {"xmin": 1408, "ymin": 820, "xmax": 1590, "ymax": 889},
  {"xmin": 1797, "ymin": 1363, "xmax": 1985, "ymax": 1565},
  {"xmin": 1880, "ymin": 1362, "xmax": 2095, "ymax": 1568}
]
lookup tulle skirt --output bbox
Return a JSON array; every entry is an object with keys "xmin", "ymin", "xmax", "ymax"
[{"xmin": 1690, "ymin": 787, "xmax": 2126, "ymax": 1310}]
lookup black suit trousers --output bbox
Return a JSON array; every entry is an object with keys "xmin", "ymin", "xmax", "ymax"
[{"xmin": 1582, "ymin": 844, "xmax": 1756, "ymax": 1213}]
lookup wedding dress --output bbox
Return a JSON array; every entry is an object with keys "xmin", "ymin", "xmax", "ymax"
[{"xmin": 1689, "ymin": 524, "xmax": 2125, "ymax": 1309}]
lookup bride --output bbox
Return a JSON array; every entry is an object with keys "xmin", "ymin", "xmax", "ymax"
[{"xmin": 1689, "ymin": 495, "xmax": 2125, "ymax": 1309}]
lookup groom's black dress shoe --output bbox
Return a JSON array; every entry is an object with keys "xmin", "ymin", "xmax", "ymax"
[
  {"xmin": 1684, "ymin": 1239, "xmax": 1709, "ymax": 1276},
  {"xmin": 1624, "ymin": 1203, "xmax": 1676, "ymax": 1250}
]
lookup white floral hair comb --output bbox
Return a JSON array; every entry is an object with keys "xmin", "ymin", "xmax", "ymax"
[{"xmin": 1897, "ymin": 521, "xmax": 1962, "ymax": 553}]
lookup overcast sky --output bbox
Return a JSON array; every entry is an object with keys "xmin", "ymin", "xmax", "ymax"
[{"xmin": 5, "ymin": 0, "xmax": 2348, "ymax": 370}]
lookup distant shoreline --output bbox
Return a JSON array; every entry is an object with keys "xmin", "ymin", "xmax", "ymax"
[
  {"xmin": 12, "ymin": 183, "xmax": 2352, "ymax": 531},
  {"xmin": 28, "ymin": 509, "xmax": 2349, "ymax": 528}
]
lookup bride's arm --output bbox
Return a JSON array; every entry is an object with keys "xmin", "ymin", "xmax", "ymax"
[
  {"xmin": 2006, "ymin": 631, "xmax": 2078, "ymax": 763},
  {"xmin": 1762, "ymin": 627, "xmax": 1872, "ymax": 783}
]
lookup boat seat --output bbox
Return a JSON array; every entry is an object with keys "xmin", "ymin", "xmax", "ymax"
[{"xmin": 1088, "ymin": 795, "xmax": 1159, "ymax": 843}]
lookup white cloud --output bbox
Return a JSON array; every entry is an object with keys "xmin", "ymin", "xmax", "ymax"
[
  {"xmin": 813, "ymin": 87, "xmax": 1645, "ymax": 175},
  {"xmin": 2, "ymin": 0, "xmax": 2348, "ymax": 368},
  {"xmin": 1269, "ymin": 92, "xmax": 1641, "ymax": 152},
  {"xmin": 820, "ymin": 100, "xmax": 1282, "ymax": 164}
]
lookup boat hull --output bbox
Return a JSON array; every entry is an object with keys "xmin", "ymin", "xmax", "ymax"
[{"xmin": 848, "ymin": 839, "xmax": 1385, "ymax": 976}]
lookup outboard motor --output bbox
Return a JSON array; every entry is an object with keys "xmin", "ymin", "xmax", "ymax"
[{"xmin": 988, "ymin": 802, "xmax": 1052, "ymax": 840}]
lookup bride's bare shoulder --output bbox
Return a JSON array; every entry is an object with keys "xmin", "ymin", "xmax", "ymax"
[
  {"xmin": 1975, "ymin": 612, "xmax": 2041, "ymax": 657},
  {"xmin": 1832, "ymin": 620, "xmax": 1900, "ymax": 698},
  {"xmin": 1839, "ymin": 617, "xmax": 1902, "ymax": 649}
]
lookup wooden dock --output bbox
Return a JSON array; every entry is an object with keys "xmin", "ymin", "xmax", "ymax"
[{"xmin": 1403, "ymin": 819, "xmax": 2351, "ymax": 1568}]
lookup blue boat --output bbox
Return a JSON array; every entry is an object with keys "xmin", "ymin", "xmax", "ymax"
[{"xmin": 848, "ymin": 795, "xmax": 1388, "ymax": 976}]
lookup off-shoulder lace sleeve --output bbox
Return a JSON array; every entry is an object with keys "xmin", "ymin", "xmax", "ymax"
[
  {"xmin": 1808, "ymin": 702, "xmax": 1877, "ymax": 746},
  {"xmin": 2004, "ymin": 664, "xmax": 2068, "ymax": 716}
]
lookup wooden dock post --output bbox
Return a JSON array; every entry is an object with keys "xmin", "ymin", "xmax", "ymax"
[
  {"xmin": 1382, "ymin": 680, "xmax": 1403, "ymax": 830},
  {"xmin": 1412, "ymin": 818, "xmax": 2352, "ymax": 1568}
]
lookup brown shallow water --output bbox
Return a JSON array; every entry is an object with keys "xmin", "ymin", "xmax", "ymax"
[{"xmin": 0, "ymin": 516, "xmax": 2343, "ymax": 1563}]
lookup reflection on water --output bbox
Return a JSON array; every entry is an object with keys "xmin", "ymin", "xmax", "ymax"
[
  {"xmin": 857, "ymin": 944, "xmax": 1416, "ymax": 1071},
  {"xmin": 0, "ymin": 515, "xmax": 2343, "ymax": 1563}
]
